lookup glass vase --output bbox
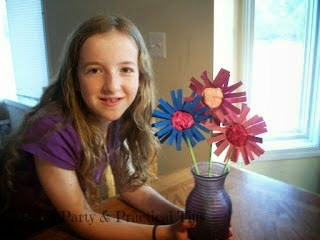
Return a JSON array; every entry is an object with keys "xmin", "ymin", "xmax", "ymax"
[{"xmin": 185, "ymin": 162, "xmax": 232, "ymax": 240}]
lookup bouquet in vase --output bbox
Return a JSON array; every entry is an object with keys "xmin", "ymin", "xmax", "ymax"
[{"xmin": 151, "ymin": 69, "xmax": 267, "ymax": 240}]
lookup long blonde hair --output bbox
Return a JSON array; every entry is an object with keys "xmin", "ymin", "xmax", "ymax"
[{"xmin": 0, "ymin": 15, "xmax": 159, "ymax": 206}]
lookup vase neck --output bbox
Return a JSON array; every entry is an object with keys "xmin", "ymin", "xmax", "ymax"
[{"xmin": 193, "ymin": 173, "xmax": 227, "ymax": 190}]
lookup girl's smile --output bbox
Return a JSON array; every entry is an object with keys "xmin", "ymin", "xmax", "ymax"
[
  {"xmin": 77, "ymin": 30, "xmax": 139, "ymax": 122},
  {"xmin": 99, "ymin": 97, "xmax": 122, "ymax": 107}
]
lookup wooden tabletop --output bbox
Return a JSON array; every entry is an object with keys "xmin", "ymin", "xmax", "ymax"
[{"xmin": 29, "ymin": 166, "xmax": 320, "ymax": 240}]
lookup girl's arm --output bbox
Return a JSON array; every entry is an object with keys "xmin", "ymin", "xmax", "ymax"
[
  {"xmin": 120, "ymin": 185, "xmax": 185, "ymax": 223},
  {"xmin": 34, "ymin": 156, "xmax": 194, "ymax": 240}
]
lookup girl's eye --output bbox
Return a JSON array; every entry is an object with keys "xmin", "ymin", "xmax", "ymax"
[
  {"xmin": 87, "ymin": 68, "xmax": 101, "ymax": 74},
  {"xmin": 121, "ymin": 67, "xmax": 134, "ymax": 73}
]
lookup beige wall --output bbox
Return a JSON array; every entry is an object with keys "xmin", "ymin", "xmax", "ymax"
[{"xmin": 43, "ymin": 0, "xmax": 213, "ymax": 175}]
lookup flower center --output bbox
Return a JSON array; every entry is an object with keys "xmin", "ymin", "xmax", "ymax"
[
  {"xmin": 202, "ymin": 87, "xmax": 223, "ymax": 108},
  {"xmin": 171, "ymin": 111, "xmax": 195, "ymax": 131},
  {"xmin": 225, "ymin": 124, "xmax": 248, "ymax": 147}
]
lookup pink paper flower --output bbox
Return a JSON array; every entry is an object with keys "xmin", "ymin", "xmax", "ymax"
[
  {"xmin": 187, "ymin": 69, "xmax": 247, "ymax": 124},
  {"xmin": 205, "ymin": 104, "xmax": 267, "ymax": 165}
]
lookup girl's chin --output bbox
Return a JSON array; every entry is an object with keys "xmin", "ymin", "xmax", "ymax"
[{"xmin": 99, "ymin": 114, "xmax": 121, "ymax": 123}]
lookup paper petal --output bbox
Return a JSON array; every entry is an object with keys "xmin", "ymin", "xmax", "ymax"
[
  {"xmin": 231, "ymin": 149, "xmax": 239, "ymax": 162},
  {"xmin": 207, "ymin": 133, "xmax": 226, "ymax": 144},
  {"xmin": 177, "ymin": 89, "xmax": 183, "ymax": 108},
  {"xmin": 192, "ymin": 127, "xmax": 205, "ymax": 141},
  {"xmin": 159, "ymin": 131, "xmax": 171, "ymax": 143},
  {"xmin": 224, "ymin": 81, "xmax": 243, "ymax": 94},
  {"xmin": 247, "ymin": 135, "xmax": 263, "ymax": 143},
  {"xmin": 159, "ymin": 98, "xmax": 175, "ymax": 114},
  {"xmin": 195, "ymin": 122, "xmax": 210, "ymax": 133},
  {"xmin": 224, "ymin": 145, "xmax": 233, "ymax": 162},
  {"xmin": 189, "ymin": 83, "xmax": 199, "ymax": 95},
  {"xmin": 200, "ymin": 70, "xmax": 212, "ymax": 87},
  {"xmin": 176, "ymin": 131, "xmax": 182, "ymax": 151},
  {"xmin": 204, "ymin": 122, "xmax": 226, "ymax": 133},
  {"xmin": 223, "ymin": 92, "xmax": 246, "ymax": 98},
  {"xmin": 223, "ymin": 99, "xmax": 241, "ymax": 115},
  {"xmin": 185, "ymin": 129, "xmax": 196, "ymax": 147},
  {"xmin": 246, "ymin": 141, "xmax": 265, "ymax": 156},
  {"xmin": 242, "ymin": 115, "xmax": 263, "ymax": 128},
  {"xmin": 213, "ymin": 69, "xmax": 230, "ymax": 88},
  {"xmin": 245, "ymin": 122, "xmax": 267, "ymax": 135},
  {"xmin": 190, "ymin": 77, "xmax": 205, "ymax": 93},
  {"xmin": 168, "ymin": 129, "xmax": 178, "ymax": 146},
  {"xmin": 152, "ymin": 119, "xmax": 171, "ymax": 128},
  {"xmin": 188, "ymin": 95, "xmax": 202, "ymax": 112},
  {"xmin": 184, "ymin": 96, "xmax": 195, "ymax": 102},
  {"xmin": 156, "ymin": 124, "xmax": 174, "ymax": 137},
  {"xmin": 245, "ymin": 145, "xmax": 255, "ymax": 160},
  {"xmin": 195, "ymin": 115, "xmax": 211, "ymax": 122},
  {"xmin": 224, "ymin": 115, "xmax": 235, "ymax": 125},
  {"xmin": 214, "ymin": 139, "xmax": 229, "ymax": 156},
  {"xmin": 227, "ymin": 96, "xmax": 247, "ymax": 104},
  {"xmin": 194, "ymin": 105, "xmax": 209, "ymax": 116},
  {"xmin": 238, "ymin": 105, "xmax": 250, "ymax": 124},
  {"xmin": 239, "ymin": 146, "xmax": 250, "ymax": 165},
  {"xmin": 152, "ymin": 109, "xmax": 171, "ymax": 119},
  {"xmin": 215, "ymin": 110, "xmax": 225, "ymax": 123}
]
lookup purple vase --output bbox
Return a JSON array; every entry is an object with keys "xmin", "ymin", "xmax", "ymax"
[{"xmin": 185, "ymin": 162, "xmax": 232, "ymax": 240}]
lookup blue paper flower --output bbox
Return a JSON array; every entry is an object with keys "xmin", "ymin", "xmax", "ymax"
[{"xmin": 152, "ymin": 89, "xmax": 211, "ymax": 150}]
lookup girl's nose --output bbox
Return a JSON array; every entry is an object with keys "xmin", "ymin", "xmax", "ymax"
[{"xmin": 103, "ymin": 73, "xmax": 121, "ymax": 93}]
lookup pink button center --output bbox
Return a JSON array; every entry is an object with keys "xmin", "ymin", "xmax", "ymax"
[{"xmin": 171, "ymin": 111, "xmax": 195, "ymax": 131}]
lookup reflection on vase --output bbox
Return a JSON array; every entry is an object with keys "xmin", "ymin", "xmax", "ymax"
[{"xmin": 185, "ymin": 162, "xmax": 232, "ymax": 240}]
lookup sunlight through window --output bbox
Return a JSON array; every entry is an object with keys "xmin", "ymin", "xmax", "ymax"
[
  {"xmin": 251, "ymin": 0, "xmax": 306, "ymax": 136},
  {"xmin": 0, "ymin": 0, "xmax": 16, "ymax": 100}
]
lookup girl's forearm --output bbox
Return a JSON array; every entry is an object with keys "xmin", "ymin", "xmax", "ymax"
[
  {"xmin": 70, "ymin": 212, "xmax": 171, "ymax": 240},
  {"xmin": 120, "ymin": 185, "xmax": 185, "ymax": 224}
]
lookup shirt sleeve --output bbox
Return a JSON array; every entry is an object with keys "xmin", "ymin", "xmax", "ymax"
[{"xmin": 20, "ymin": 115, "xmax": 82, "ymax": 170}]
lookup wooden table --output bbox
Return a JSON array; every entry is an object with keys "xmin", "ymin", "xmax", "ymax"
[{"xmin": 29, "ymin": 167, "xmax": 320, "ymax": 240}]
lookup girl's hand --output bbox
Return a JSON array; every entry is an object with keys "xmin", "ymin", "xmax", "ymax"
[
  {"xmin": 228, "ymin": 224, "xmax": 233, "ymax": 239},
  {"xmin": 167, "ymin": 219, "xmax": 196, "ymax": 240},
  {"xmin": 166, "ymin": 220, "xmax": 233, "ymax": 240}
]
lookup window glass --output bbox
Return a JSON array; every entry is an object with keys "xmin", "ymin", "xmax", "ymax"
[
  {"xmin": 251, "ymin": 0, "xmax": 306, "ymax": 135},
  {"xmin": 0, "ymin": 0, "xmax": 16, "ymax": 100}
]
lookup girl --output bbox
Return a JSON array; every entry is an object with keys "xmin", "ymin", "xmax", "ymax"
[{"xmin": 0, "ymin": 15, "xmax": 197, "ymax": 240}]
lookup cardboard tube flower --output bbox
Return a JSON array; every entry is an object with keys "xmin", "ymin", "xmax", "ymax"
[
  {"xmin": 152, "ymin": 89, "xmax": 211, "ymax": 151},
  {"xmin": 205, "ymin": 104, "xmax": 267, "ymax": 165},
  {"xmin": 187, "ymin": 69, "xmax": 247, "ymax": 123}
]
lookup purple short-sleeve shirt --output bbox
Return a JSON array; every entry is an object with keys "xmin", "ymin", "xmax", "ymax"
[
  {"xmin": 21, "ymin": 115, "xmax": 82, "ymax": 171},
  {"xmin": 1, "ymin": 114, "xmax": 120, "ymax": 237}
]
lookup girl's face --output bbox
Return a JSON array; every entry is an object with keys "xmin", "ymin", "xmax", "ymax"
[{"xmin": 77, "ymin": 30, "xmax": 139, "ymax": 124}]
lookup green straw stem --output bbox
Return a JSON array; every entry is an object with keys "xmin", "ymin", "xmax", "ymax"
[
  {"xmin": 222, "ymin": 149, "xmax": 233, "ymax": 175},
  {"xmin": 208, "ymin": 117, "xmax": 214, "ymax": 177},
  {"xmin": 186, "ymin": 138, "xmax": 200, "ymax": 175},
  {"xmin": 208, "ymin": 130, "xmax": 214, "ymax": 177}
]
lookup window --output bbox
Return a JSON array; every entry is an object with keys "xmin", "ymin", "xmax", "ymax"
[
  {"xmin": 214, "ymin": 0, "xmax": 320, "ymax": 160},
  {"xmin": 0, "ymin": 0, "xmax": 49, "ymax": 106},
  {"xmin": 0, "ymin": 0, "xmax": 15, "ymax": 100}
]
